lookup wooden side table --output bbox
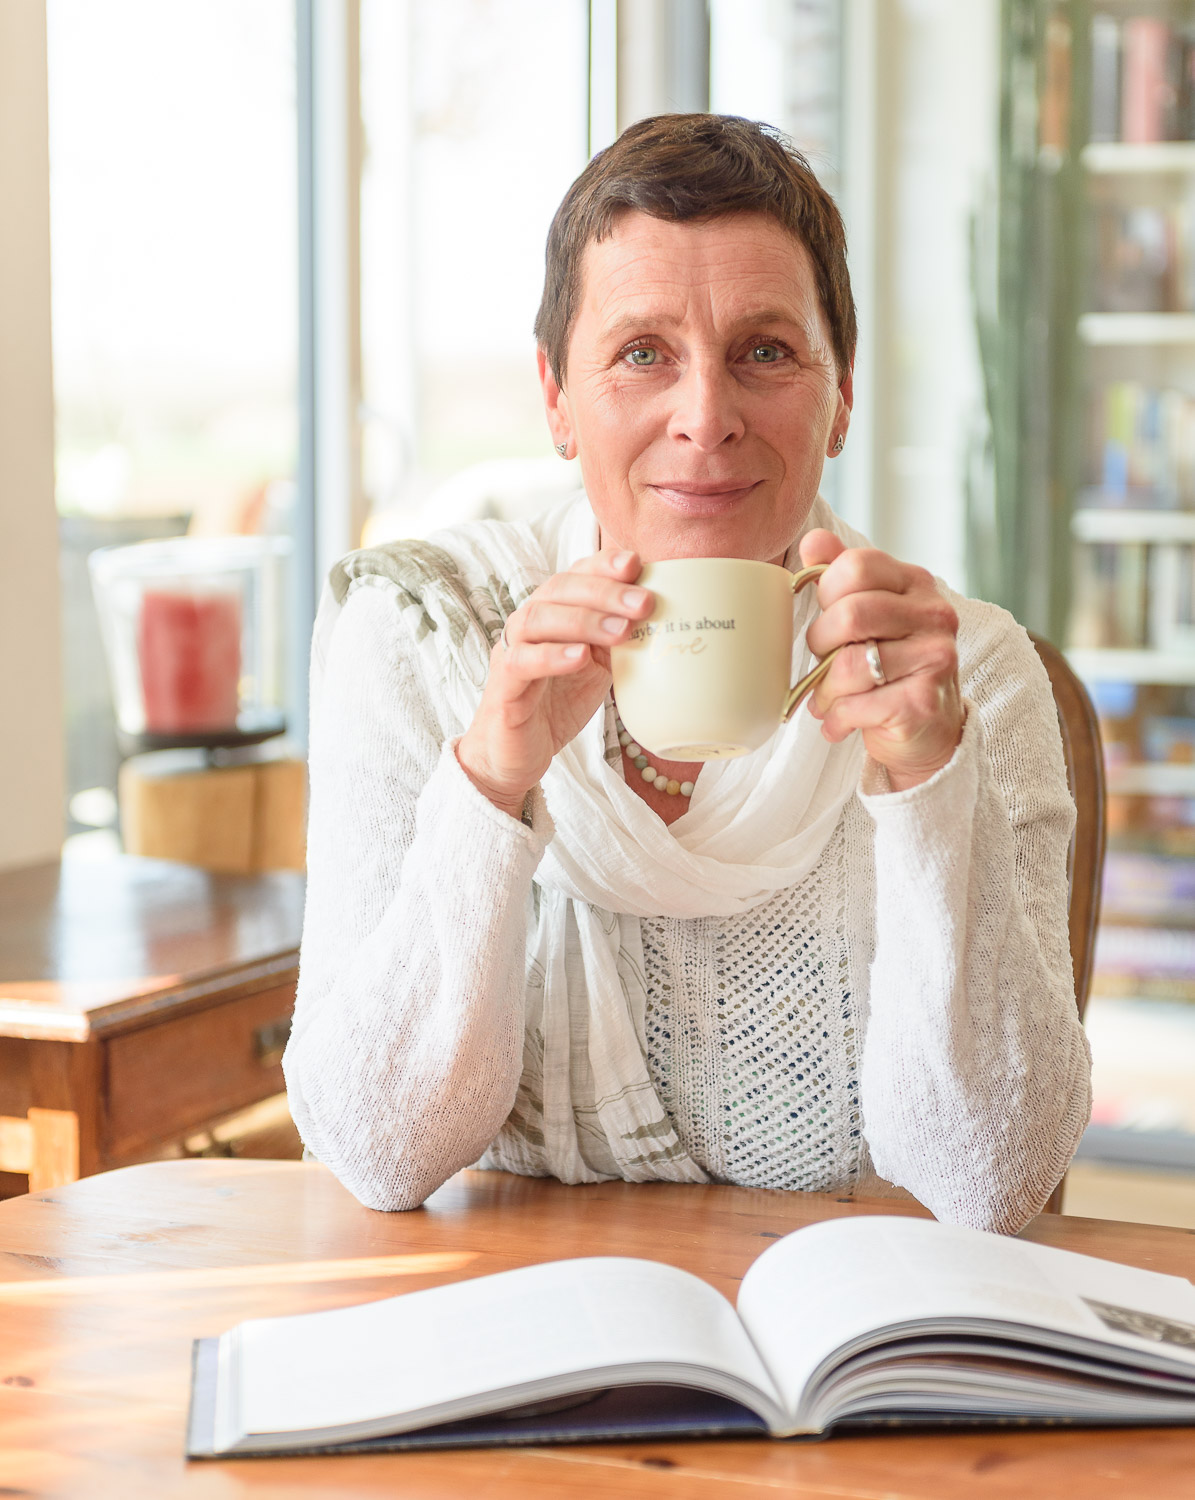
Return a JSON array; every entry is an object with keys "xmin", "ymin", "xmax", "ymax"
[{"xmin": 0, "ymin": 855, "xmax": 304, "ymax": 1194}]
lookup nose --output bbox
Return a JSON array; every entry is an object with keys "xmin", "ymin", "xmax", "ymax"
[{"xmin": 666, "ymin": 356, "xmax": 745, "ymax": 451}]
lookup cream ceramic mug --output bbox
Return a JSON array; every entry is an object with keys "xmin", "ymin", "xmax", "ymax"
[{"xmin": 610, "ymin": 559, "xmax": 840, "ymax": 762}]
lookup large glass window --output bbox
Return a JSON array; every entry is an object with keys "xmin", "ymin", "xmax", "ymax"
[
  {"xmin": 711, "ymin": 0, "xmax": 844, "ymax": 519},
  {"xmin": 47, "ymin": 0, "xmax": 299, "ymax": 844},
  {"xmin": 710, "ymin": 0, "xmax": 842, "ymax": 194},
  {"xmin": 359, "ymin": 0, "xmax": 591, "ymax": 537}
]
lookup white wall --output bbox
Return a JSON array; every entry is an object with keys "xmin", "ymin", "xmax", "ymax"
[
  {"xmin": 842, "ymin": 0, "xmax": 999, "ymax": 590},
  {"xmin": 0, "ymin": 2, "xmax": 65, "ymax": 870}
]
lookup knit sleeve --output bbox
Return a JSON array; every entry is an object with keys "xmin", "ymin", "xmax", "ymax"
[
  {"xmin": 855, "ymin": 603, "xmax": 1092, "ymax": 1233},
  {"xmin": 282, "ymin": 583, "xmax": 551, "ymax": 1210}
]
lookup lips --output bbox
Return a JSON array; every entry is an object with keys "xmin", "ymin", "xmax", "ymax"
[{"xmin": 647, "ymin": 481, "xmax": 761, "ymax": 515}]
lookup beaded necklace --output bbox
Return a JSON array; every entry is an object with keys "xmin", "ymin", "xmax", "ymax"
[{"xmin": 614, "ymin": 709, "xmax": 695, "ymax": 799}]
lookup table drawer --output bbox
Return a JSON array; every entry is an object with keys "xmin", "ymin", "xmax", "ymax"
[{"xmin": 104, "ymin": 981, "xmax": 295, "ymax": 1158}]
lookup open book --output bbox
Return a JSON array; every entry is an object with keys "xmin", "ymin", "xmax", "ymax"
[{"xmin": 187, "ymin": 1215, "xmax": 1195, "ymax": 1458}]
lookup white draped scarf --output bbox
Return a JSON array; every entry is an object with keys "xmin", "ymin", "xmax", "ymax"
[{"xmin": 326, "ymin": 494, "xmax": 868, "ymax": 1186}]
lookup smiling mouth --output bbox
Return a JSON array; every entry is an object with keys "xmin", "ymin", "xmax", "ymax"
[{"xmin": 648, "ymin": 481, "xmax": 761, "ymax": 514}]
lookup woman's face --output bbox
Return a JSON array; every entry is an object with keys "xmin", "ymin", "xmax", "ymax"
[{"xmin": 540, "ymin": 209, "xmax": 852, "ymax": 565}]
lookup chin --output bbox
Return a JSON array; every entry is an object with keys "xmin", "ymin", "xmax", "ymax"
[{"xmin": 636, "ymin": 515, "xmax": 793, "ymax": 566}]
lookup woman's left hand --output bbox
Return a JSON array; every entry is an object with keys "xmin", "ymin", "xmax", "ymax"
[{"xmin": 800, "ymin": 530, "xmax": 965, "ymax": 792}]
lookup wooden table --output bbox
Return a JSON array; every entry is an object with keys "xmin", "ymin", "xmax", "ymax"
[
  {"xmin": 0, "ymin": 857, "xmax": 304, "ymax": 1193},
  {"xmin": 2, "ymin": 1161, "xmax": 1194, "ymax": 1497}
]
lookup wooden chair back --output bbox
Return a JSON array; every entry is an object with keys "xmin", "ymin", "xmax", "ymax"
[
  {"xmin": 1028, "ymin": 633, "xmax": 1107, "ymax": 1024},
  {"xmin": 1028, "ymin": 632, "xmax": 1106, "ymax": 1214}
]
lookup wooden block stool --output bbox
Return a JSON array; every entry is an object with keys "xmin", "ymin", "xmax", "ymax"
[{"xmin": 119, "ymin": 747, "xmax": 306, "ymax": 874}]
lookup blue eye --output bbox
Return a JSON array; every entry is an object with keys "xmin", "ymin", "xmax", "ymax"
[
  {"xmin": 627, "ymin": 347, "xmax": 657, "ymax": 366},
  {"xmin": 751, "ymin": 344, "xmax": 783, "ymax": 363}
]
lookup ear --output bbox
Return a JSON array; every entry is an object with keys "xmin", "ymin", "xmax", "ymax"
[
  {"xmin": 538, "ymin": 348, "xmax": 573, "ymax": 457},
  {"xmin": 838, "ymin": 355, "xmax": 855, "ymax": 416},
  {"xmin": 827, "ymin": 356, "xmax": 854, "ymax": 455}
]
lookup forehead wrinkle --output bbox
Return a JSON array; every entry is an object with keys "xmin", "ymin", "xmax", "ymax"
[{"xmin": 581, "ymin": 232, "xmax": 824, "ymax": 346}]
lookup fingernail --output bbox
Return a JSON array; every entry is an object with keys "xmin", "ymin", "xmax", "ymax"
[
  {"xmin": 622, "ymin": 588, "xmax": 648, "ymax": 609},
  {"xmin": 563, "ymin": 644, "xmax": 585, "ymax": 659},
  {"xmin": 612, "ymin": 551, "xmax": 635, "ymax": 570},
  {"xmin": 602, "ymin": 615, "xmax": 626, "ymax": 634}
]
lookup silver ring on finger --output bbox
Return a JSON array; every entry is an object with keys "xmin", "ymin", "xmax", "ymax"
[
  {"xmin": 864, "ymin": 638, "xmax": 887, "ymax": 687},
  {"xmin": 500, "ymin": 621, "xmax": 513, "ymax": 652}
]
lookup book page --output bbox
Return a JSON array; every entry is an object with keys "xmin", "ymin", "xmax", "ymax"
[
  {"xmin": 226, "ymin": 1256, "xmax": 781, "ymax": 1444},
  {"xmin": 736, "ymin": 1216, "xmax": 1195, "ymax": 1422}
]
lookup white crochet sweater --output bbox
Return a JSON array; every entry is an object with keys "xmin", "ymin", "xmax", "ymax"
[{"xmin": 284, "ymin": 554, "xmax": 1092, "ymax": 1234}]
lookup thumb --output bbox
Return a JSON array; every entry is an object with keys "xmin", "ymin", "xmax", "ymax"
[{"xmin": 798, "ymin": 528, "xmax": 846, "ymax": 569}]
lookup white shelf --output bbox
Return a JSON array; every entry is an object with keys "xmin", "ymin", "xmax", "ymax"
[
  {"xmin": 1067, "ymin": 648, "xmax": 1195, "ymax": 684},
  {"xmin": 1082, "ymin": 142, "xmax": 1195, "ymax": 174},
  {"xmin": 1072, "ymin": 509, "xmax": 1195, "ymax": 543},
  {"xmin": 1107, "ymin": 763, "xmax": 1195, "ymax": 797},
  {"xmin": 1078, "ymin": 313, "xmax": 1195, "ymax": 346}
]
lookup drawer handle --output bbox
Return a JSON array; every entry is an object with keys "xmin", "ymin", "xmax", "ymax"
[{"xmin": 254, "ymin": 1017, "xmax": 292, "ymax": 1069}]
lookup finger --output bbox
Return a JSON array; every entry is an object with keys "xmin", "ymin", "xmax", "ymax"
[
  {"xmin": 524, "ymin": 572, "xmax": 653, "ymax": 621},
  {"xmin": 817, "ymin": 675, "xmax": 956, "ymax": 743},
  {"xmin": 809, "ymin": 637, "xmax": 947, "ymax": 714},
  {"xmin": 513, "ymin": 599, "xmax": 642, "ymax": 646},
  {"xmin": 797, "ymin": 528, "xmax": 846, "ymax": 569},
  {"xmin": 510, "ymin": 589, "xmax": 653, "ymax": 654},
  {"xmin": 805, "ymin": 588, "xmax": 926, "ymax": 658},
  {"xmin": 496, "ymin": 640, "xmax": 594, "ymax": 683},
  {"xmin": 812, "ymin": 548, "xmax": 926, "ymax": 611},
  {"xmin": 567, "ymin": 547, "xmax": 642, "ymax": 583}
]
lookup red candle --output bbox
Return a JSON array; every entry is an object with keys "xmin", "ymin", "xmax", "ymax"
[{"xmin": 137, "ymin": 589, "xmax": 242, "ymax": 734}]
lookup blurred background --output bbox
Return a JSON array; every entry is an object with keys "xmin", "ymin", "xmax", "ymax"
[{"xmin": 3, "ymin": 0, "xmax": 1195, "ymax": 1223}]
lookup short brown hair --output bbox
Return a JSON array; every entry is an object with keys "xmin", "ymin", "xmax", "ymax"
[{"xmin": 534, "ymin": 114, "xmax": 856, "ymax": 386}]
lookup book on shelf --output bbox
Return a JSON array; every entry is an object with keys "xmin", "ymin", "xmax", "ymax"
[
  {"xmin": 1102, "ymin": 849, "xmax": 1195, "ymax": 926},
  {"xmin": 1092, "ymin": 204, "xmax": 1193, "ymax": 315},
  {"xmin": 1142, "ymin": 712, "xmax": 1195, "ymax": 766},
  {"xmin": 1122, "ymin": 16, "xmax": 1181, "ymax": 144},
  {"xmin": 1096, "ymin": 923, "xmax": 1195, "ymax": 979},
  {"xmin": 1090, "ymin": 14, "xmax": 1195, "ymax": 143},
  {"xmin": 1091, "ymin": 14, "xmax": 1121, "ymax": 144},
  {"xmin": 1150, "ymin": 543, "xmax": 1195, "ymax": 651},
  {"xmin": 1040, "ymin": 15, "xmax": 1072, "ymax": 155},
  {"xmin": 1094, "ymin": 921, "xmax": 1195, "ymax": 1000},
  {"xmin": 1090, "ymin": 381, "xmax": 1195, "ymax": 509},
  {"xmin": 188, "ymin": 1214, "xmax": 1195, "ymax": 1459},
  {"xmin": 1070, "ymin": 540, "xmax": 1195, "ymax": 653},
  {"xmin": 1069, "ymin": 541, "xmax": 1149, "ymax": 649}
]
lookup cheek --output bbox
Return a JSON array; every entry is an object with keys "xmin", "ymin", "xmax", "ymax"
[
  {"xmin": 574, "ymin": 376, "xmax": 654, "ymax": 447},
  {"xmin": 763, "ymin": 381, "xmax": 839, "ymax": 458}
]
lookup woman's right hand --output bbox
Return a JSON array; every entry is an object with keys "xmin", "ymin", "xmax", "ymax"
[{"xmin": 456, "ymin": 549, "xmax": 652, "ymax": 818}]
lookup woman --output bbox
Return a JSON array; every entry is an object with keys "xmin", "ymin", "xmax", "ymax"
[{"xmin": 284, "ymin": 115, "xmax": 1090, "ymax": 1234}]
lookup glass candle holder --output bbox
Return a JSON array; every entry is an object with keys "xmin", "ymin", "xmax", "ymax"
[{"xmin": 89, "ymin": 535, "xmax": 290, "ymax": 752}]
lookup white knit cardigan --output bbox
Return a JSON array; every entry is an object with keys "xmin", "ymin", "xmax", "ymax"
[{"xmin": 283, "ymin": 517, "xmax": 1092, "ymax": 1234}]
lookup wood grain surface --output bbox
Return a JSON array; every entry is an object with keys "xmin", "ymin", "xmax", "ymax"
[
  {"xmin": 0, "ymin": 858, "xmax": 304, "ymax": 1195},
  {"xmin": 1, "ymin": 1160, "xmax": 1194, "ymax": 1498},
  {"xmin": 0, "ymin": 856, "xmax": 304, "ymax": 1039}
]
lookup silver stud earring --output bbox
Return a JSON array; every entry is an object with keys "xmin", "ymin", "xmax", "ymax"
[
  {"xmin": 554, "ymin": 442, "xmax": 568, "ymax": 458},
  {"xmin": 832, "ymin": 434, "xmax": 845, "ymax": 455}
]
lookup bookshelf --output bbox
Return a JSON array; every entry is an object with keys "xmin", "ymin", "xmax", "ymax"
[
  {"xmin": 1065, "ymin": 4, "xmax": 1195, "ymax": 1026},
  {"xmin": 975, "ymin": 5, "xmax": 1195, "ymax": 1045},
  {"xmin": 1066, "ymin": 647, "xmax": 1195, "ymax": 682},
  {"xmin": 1107, "ymin": 761, "xmax": 1195, "ymax": 793},
  {"xmin": 1073, "ymin": 507, "xmax": 1195, "ymax": 541},
  {"xmin": 1082, "ymin": 140, "xmax": 1195, "ymax": 171},
  {"xmin": 1078, "ymin": 312, "xmax": 1195, "ymax": 342}
]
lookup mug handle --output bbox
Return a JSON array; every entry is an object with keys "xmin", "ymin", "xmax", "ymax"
[{"xmin": 781, "ymin": 563, "xmax": 842, "ymax": 724}]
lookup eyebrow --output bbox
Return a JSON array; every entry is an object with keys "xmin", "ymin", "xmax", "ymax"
[{"xmin": 599, "ymin": 308, "xmax": 810, "ymax": 342}]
